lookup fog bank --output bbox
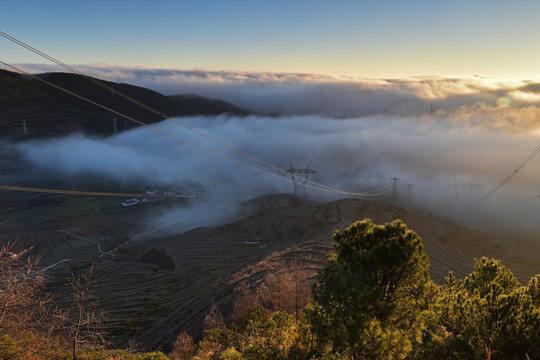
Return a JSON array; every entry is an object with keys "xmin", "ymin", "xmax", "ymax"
[
  {"xmin": 12, "ymin": 64, "xmax": 540, "ymax": 122},
  {"xmin": 14, "ymin": 111, "xmax": 540, "ymax": 236},
  {"xmin": 5, "ymin": 65, "xmax": 540, "ymax": 235}
]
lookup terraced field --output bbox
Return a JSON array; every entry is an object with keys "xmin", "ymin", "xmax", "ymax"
[
  {"xmin": 2, "ymin": 144, "xmax": 539, "ymax": 352},
  {"xmin": 5, "ymin": 193, "xmax": 536, "ymax": 351},
  {"xmin": 2, "ymin": 69, "xmax": 539, "ymax": 351}
]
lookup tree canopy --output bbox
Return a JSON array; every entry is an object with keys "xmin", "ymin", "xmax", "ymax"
[
  {"xmin": 2, "ymin": 218, "xmax": 540, "ymax": 360},
  {"xmin": 309, "ymin": 219, "xmax": 432, "ymax": 360}
]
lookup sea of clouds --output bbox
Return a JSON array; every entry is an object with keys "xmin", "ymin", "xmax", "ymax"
[{"xmin": 8, "ymin": 64, "xmax": 540, "ymax": 236}]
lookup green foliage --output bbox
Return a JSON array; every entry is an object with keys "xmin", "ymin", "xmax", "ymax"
[
  {"xmin": 433, "ymin": 259, "xmax": 540, "ymax": 360},
  {"xmin": 309, "ymin": 219, "xmax": 432, "ymax": 360},
  {"xmin": 0, "ymin": 333, "xmax": 69, "ymax": 360},
  {"xmin": 411, "ymin": 272, "xmax": 476, "ymax": 360},
  {"xmin": 76, "ymin": 349, "xmax": 169, "ymax": 360},
  {"xmin": 193, "ymin": 328, "xmax": 229, "ymax": 359},
  {"xmin": 193, "ymin": 307, "xmax": 305, "ymax": 360},
  {"xmin": 219, "ymin": 347, "xmax": 242, "ymax": 360},
  {"xmin": 464, "ymin": 257, "xmax": 521, "ymax": 296},
  {"xmin": 527, "ymin": 274, "xmax": 540, "ymax": 306},
  {"xmin": 138, "ymin": 352, "xmax": 170, "ymax": 360},
  {"xmin": 0, "ymin": 333, "xmax": 170, "ymax": 360},
  {"xmin": 3, "ymin": 218, "xmax": 540, "ymax": 360},
  {"xmin": 243, "ymin": 308, "xmax": 298, "ymax": 359}
]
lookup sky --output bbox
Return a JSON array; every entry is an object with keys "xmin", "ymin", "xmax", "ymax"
[
  {"xmin": 3, "ymin": 1, "xmax": 540, "ymax": 237},
  {"xmin": 3, "ymin": 0, "xmax": 540, "ymax": 77}
]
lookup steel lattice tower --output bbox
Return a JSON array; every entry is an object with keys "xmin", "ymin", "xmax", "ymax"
[
  {"xmin": 285, "ymin": 160, "xmax": 317, "ymax": 196},
  {"xmin": 22, "ymin": 119, "xmax": 29, "ymax": 136},
  {"xmin": 390, "ymin": 177, "xmax": 400, "ymax": 202}
]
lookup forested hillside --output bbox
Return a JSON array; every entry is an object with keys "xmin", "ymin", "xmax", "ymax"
[{"xmin": 1, "ymin": 218, "xmax": 539, "ymax": 360}]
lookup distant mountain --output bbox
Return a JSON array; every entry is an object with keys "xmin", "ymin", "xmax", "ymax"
[
  {"xmin": 169, "ymin": 93, "xmax": 249, "ymax": 116},
  {"xmin": 0, "ymin": 69, "xmax": 250, "ymax": 139}
]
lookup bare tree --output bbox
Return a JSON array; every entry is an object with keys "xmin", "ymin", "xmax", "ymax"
[
  {"xmin": 204, "ymin": 304, "xmax": 225, "ymax": 332},
  {"xmin": 65, "ymin": 264, "xmax": 105, "ymax": 360},
  {"xmin": 0, "ymin": 241, "xmax": 70, "ymax": 359},
  {"xmin": 169, "ymin": 331, "xmax": 195, "ymax": 360},
  {"xmin": 256, "ymin": 261, "xmax": 312, "ymax": 321},
  {"xmin": 228, "ymin": 261, "xmax": 313, "ymax": 328},
  {"xmin": 231, "ymin": 286, "xmax": 260, "ymax": 327},
  {"xmin": 0, "ymin": 242, "xmax": 53, "ymax": 335}
]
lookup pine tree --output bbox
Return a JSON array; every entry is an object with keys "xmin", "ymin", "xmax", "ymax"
[
  {"xmin": 308, "ymin": 219, "xmax": 432, "ymax": 360},
  {"xmin": 436, "ymin": 258, "xmax": 540, "ymax": 359}
]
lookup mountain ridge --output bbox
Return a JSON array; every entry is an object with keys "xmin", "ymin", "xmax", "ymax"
[{"xmin": 0, "ymin": 69, "xmax": 250, "ymax": 139}]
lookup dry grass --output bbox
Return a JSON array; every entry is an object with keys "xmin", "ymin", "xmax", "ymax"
[{"xmin": 2, "ymin": 194, "xmax": 539, "ymax": 352}]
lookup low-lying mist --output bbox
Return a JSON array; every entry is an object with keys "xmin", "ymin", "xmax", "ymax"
[
  {"xmin": 13, "ymin": 109, "xmax": 540, "ymax": 238},
  {"xmin": 5, "ymin": 65, "xmax": 540, "ymax": 237}
]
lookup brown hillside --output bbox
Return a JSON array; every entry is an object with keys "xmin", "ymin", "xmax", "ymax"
[{"xmin": 35, "ymin": 194, "xmax": 539, "ymax": 351}]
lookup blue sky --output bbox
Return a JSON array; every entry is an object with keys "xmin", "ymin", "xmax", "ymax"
[{"xmin": 3, "ymin": 0, "xmax": 540, "ymax": 77}]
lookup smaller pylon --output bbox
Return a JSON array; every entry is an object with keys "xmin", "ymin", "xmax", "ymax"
[
  {"xmin": 22, "ymin": 119, "xmax": 29, "ymax": 136},
  {"xmin": 390, "ymin": 177, "xmax": 400, "ymax": 202},
  {"xmin": 285, "ymin": 160, "xmax": 317, "ymax": 197}
]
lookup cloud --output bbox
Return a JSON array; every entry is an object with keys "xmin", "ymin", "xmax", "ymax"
[
  {"xmin": 438, "ymin": 103, "xmax": 540, "ymax": 131},
  {"xmin": 4, "ymin": 65, "xmax": 540, "ymax": 235},
  {"xmin": 9, "ymin": 64, "xmax": 540, "ymax": 123},
  {"xmin": 13, "ymin": 111, "xmax": 540, "ymax": 236}
]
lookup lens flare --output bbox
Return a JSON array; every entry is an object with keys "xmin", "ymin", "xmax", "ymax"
[{"xmin": 497, "ymin": 96, "xmax": 512, "ymax": 107}]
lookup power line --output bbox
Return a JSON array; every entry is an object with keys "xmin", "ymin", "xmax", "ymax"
[
  {"xmin": 0, "ymin": 62, "xmax": 294, "ymax": 187},
  {"xmin": 515, "ymin": 194, "xmax": 540, "ymax": 205},
  {"xmin": 1, "ymin": 60, "xmax": 387, "ymax": 198},
  {"xmin": 0, "ymin": 30, "xmax": 362, "ymax": 196},
  {"xmin": 390, "ymin": 177, "xmax": 400, "ymax": 202},
  {"xmin": 5, "ymin": 30, "xmax": 538, "ymax": 203},
  {"xmin": 286, "ymin": 160, "xmax": 317, "ymax": 196},
  {"xmin": 476, "ymin": 142, "xmax": 540, "ymax": 202},
  {"xmin": 0, "ymin": 184, "xmax": 169, "ymax": 198}
]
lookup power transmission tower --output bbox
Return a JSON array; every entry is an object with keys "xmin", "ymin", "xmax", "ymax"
[
  {"xmin": 113, "ymin": 117, "xmax": 118, "ymax": 134},
  {"xmin": 430, "ymin": 103, "xmax": 434, "ymax": 116},
  {"xmin": 22, "ymin": 119, "xmax": 29, "ymax": 136},
  {"xmin": 390, "ymin": 177, "xmax": 400, "ymax": 203},
  {"xmin": 285, "ymin": 160, "xmax": 317, "ymax": 197}
]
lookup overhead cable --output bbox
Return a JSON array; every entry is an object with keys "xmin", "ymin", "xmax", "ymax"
[
  {"xmin": 1, "ymin": 60, "xmax": 387, "ymax": 197},
  {"xmin": 0, "ymin": 30, "xmax": 369, "ymax": 196},
  {"xmin": 477, "ymin": 142, "xmax": 540, "ymax": 202},
  {"xmin": 0, "ymin": 184, "xmax": 165, "ymax": 198}
]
